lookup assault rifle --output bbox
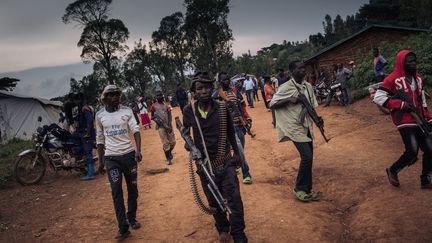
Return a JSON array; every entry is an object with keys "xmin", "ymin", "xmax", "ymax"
[
  {"xmin": 217, "ymin": 87, "xmax": 256, "ymax": 138},
  {"xmin": 393, "ymin": 89, "xmax": 432, "ymax": 137},
  {"xmin": 175, "ymin": 117, "xmax": 232, "ymax": 215},
  {"xmin": 153, "ymin": 113, "xmax": 172, "ymax": 133},
  {"xmin": 293, "ymin": 80, "xmax": 330, "ymax": 143}
]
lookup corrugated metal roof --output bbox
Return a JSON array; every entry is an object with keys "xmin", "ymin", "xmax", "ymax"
[
  {"xmin": 304, "ymin": 25, "xmax": 430, "ymax": 63},
  {"xmin": 0, "ymin": 90, "xmax": 63, "ymax": 107}
]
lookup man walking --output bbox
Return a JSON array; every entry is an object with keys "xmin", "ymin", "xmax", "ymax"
[
  {"xmin": 270, "ymin": 61, "xmax": 321, "ymax": 202},
  {"xmin": 183, "ymin": 72, "xmax": 248, "ymax": 243},
  {"xmin": 150, "ymin": 91, "xmax": 176, "ymax": 165},
  {"xmin": 374, "ymin": 50, "xmax": 432, "ymax": 189},
  {"xmin": 218, "ymin": 72, "xmax": 252, "ymax": 184},
  {"xmin": 243, "ymin": 76, "xmax": 255, "ymax": 108},
  {"xmin": 96, "ymin": 85, "xmax": 142, "ymax": 240}
]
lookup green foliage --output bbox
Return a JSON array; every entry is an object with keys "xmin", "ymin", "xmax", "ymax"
[
  {"xmin": 152, "ymin": 12, "xmax": 189, "ymax": 84},
  {"xmin": 352, "ymin": 34, "xmax": 432, "ymax": 92},
  {"xmin": 0, "ymin": 77, "xmax": 20, "ymax": 91},
  {"xmin": 63, "ymin": 0, "xmax": 129, "ymax": 84},
  {"xmin": 123, "ymin": 40, "xmax": 153, "ymax": 98},
  {"xmin": 0, "ymin": 138, "xmax": 33, "ymax": 187},
  {"xmin": 184, "ymin": 0, "xmax": 233, "ymax": 73}
]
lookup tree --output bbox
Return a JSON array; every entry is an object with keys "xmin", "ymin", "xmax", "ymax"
[
  {"xmin": 152, "ymin": 12, "xmax": 189, "ymax": 84},
  {"xmin": 77, "ymin": 19, "xmax": 129, "ymax": 84},
  {"xmin": 147, "ymin": 43, "xmax": 176, "ymax": 94},
  {"xmin": 62, "ymin": 0, "xmax": 129, "ymax": 84},
  {"xmin": 123, "ymin": 40, "xmax": 153, "ymax": 97},
  {"xmin": 183, "ymin": 0, "xmax": 233, "ymax": 74},
  {"xmin": 69, "ymin": 73, "xmax": 101, "ymax": 105},
  {"xmin": 0, "ymin": 77, "xmax": 19, "ymax": 91}
]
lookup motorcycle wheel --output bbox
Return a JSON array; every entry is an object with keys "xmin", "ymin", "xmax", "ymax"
[{"xmin": 14, "ymin": 154, "xmax": 47, "ymax": 185}]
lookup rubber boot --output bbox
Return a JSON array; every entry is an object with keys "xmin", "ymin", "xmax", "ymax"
[
  {"xmin": 81, "ymin": 163, "xmax": 95, "ymax": 180},
  {"xmin": 168, "ymin": 149, "xmax": 174, "ymax": 161},
  {"xmin": 164, "ymin": 150, "xmax": 172, "ymax": 165}
]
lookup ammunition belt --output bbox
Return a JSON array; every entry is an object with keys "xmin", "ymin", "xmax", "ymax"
[{"xmin": 209, "ymin": 101, "xmax": 229, "ymax": 170}]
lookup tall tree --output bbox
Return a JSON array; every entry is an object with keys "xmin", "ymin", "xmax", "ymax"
[
  {"xmin": 152, "ymin": 12, "xmax": 189, "ymax": 84},
  {"xmin": 183, "ymin": 0, "xmax": 233, "ymax": 74},
  {"xmin": 123, "ymin": 40, "xmax": 153, "ymax": 97},
  {"xmin": 62, "ymin": 0, "xmax": 129, "ymax": 84},
  {"xmin": 0, "ymin": 77, "xmax": 19, "ymax": 91}
]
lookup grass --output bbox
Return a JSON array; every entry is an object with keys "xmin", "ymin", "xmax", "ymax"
[{"xmin": 0, "ymin": 138, "xmax": 33, "ymax": 187}]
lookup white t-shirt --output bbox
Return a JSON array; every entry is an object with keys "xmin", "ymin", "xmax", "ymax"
[
  {"xmin": 138, "ymin": 102, "xmax": 148, "ymax": 115},
  {"xmin": 96, "ymin": 105, "xmax": 140, "ymax": 156}
]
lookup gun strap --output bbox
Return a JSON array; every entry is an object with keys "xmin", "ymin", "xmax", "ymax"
[{"xmin": 191, "ymin": 100, "xmax": 214, "ymax": 176}]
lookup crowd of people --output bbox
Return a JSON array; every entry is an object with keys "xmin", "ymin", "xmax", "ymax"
[{"xmin": 57, "ymin": 46, "xmax": 432, "ymax": 242}]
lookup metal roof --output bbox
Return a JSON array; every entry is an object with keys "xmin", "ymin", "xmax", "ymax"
[{"xmin": 304, "ymin": 25, "xmax": 430, "ymax": 63}]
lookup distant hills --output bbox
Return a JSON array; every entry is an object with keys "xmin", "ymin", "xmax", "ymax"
[{"xmin": 0, "ymin": 63, "xmax": 93, "ymax": 99}]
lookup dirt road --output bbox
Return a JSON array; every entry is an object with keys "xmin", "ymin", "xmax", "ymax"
[{"xmin": 1, "ymin": 98, "xmax": 432, "ymax": 242}]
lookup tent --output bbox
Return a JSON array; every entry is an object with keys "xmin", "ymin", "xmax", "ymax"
[{"xmin": 0, "ymin": 91, "xmax": 62, "ymax": 144}]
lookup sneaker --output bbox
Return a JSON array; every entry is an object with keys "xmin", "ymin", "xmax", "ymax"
[
  {"xmin": 115, "ymin": 230, "xmax": 130, "ymax": 240},
  {"xmin": 386, "ymin": 168, "xmax": 400, "ymax": 187},
  {"xmin": 130, "ymin": 221, "xmax": 141, "ymax": 229},
  {"xmin": 242, "ymin": 176, "xmax": 252, "ymax": 184}
]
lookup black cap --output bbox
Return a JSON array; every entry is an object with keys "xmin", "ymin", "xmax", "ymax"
[{"xmin": 190, "ymin": 71, "xmax": 214, "ymax": 92}]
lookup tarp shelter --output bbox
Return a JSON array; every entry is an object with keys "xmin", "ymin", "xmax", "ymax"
[{"xmin": 0, "ymin": 91, "xmax": 62, "ymax": 144}]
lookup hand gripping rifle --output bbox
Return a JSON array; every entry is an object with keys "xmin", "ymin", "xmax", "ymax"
[
  {"xmin": 153, "ymin": 113, "xmax": 172, "ymax": 133},
  {"xmin": 393, "ymin": 89, "xmax": 432, "ymax": 137},
  {"xmin": 217, "ymin": 87, "xmax": 256, "ymax": 138},
  {"xmin": 175, "ymin": 116, "xmax": 232, "ymax": 215},
  {"xmin": 293, "ymin": 80, "xmax": 330, "ymax": 143}
]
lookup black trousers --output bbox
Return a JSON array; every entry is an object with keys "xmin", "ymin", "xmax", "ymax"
[
  {"xmin": 199, "ymin": 164, "xmax": 247, "ymax": 242},
  {"xmin": 390, "ymin": 127, "xmax": 432, "ymax": 180},
  {"xmin": 293, "ymin": 141, "xmax": 314, "ymax": 193},
  {"xmin": 106, "ymin": 151, "xmax": 138, "ymax": 233}
]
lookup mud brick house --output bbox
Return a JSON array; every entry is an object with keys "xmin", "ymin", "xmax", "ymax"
[{"xmin": 304, "ymin": 25, "xmax": 429, "ymax": 79}]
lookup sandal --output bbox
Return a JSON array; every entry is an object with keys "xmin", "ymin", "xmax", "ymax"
[
  {"xmin": 293, "ymin": 189, "xmax": 312, "ymax": 202},
  {"xmin": 308, "ymin": 191, "xmax": 322, "ymax": 201}
]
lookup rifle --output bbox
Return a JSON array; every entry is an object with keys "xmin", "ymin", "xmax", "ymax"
[
  {"xmin": 393, "ymin": 89, "xmax": 432, "ymax": 136},
  {"xmin": 153, "ymin": 113, "xmax": 172, "ymax": 133},
  {"xmin": 175, "ymin": 116, "xmax": 232, "ymax": 215},
  {"xmin": 293, "ymin": 80, "xmax": 330, "ymax": 143},
  {"xmin": 217, "ymin": 87, "xmax": 256, "ymax": 138}
]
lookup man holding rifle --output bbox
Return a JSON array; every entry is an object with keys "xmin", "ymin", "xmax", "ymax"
[
  {"xmin": 150, "ymin": 91, "xmax": 176, "ymax": 165},
  {"xmin": 270, "ymin": 60, "xmax": 324, "ymax": 202},
  {"xmin": 182, "ymin": 72, "xmax": 248, "ymax": 243},
  {"xmin": 374, "ymin": 50, "xmax": 432, "ymax": 189},
  {"xmin": 218, "ymin": 72, "xmax": 253, "ymax": 184}
]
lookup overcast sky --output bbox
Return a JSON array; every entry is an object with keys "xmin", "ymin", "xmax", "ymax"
[{"xmin": 0, "ymin": 0, "xmax": 367, "ymax": 73}]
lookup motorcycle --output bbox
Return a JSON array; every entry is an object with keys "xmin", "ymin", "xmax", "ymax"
[
  {"xmin": 324, "ymin": 81, "xmax": 343, "ymax": 106},
  {"xmin": 14, "ymin": 117, "xmax": 98, "ymax": 185},
  {"xmin": 314, "ymin": 79, "xmax": 330, "ymax": 104}
]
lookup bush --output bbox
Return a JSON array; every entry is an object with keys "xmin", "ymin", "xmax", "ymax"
[
  {"xmin": 0, "ymin": 138, "xmax": 33, "ymax": 187},
  {"xmin": 352, "ymin": 33, "xmax": 432, "ymax": 92}
]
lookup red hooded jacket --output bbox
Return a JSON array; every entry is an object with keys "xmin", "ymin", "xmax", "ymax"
[{"xmin": 376, "ymin": 50, "xmax": 431, "ymax": 129}]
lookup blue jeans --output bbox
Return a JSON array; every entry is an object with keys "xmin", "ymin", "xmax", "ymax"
[
  {"xmin": 246, "ymin": 90, "xmax": 254, "ymax": 107},
  {"xmin": 234, "ymin": 125, "xmax": 251, "ymax": 178}
]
